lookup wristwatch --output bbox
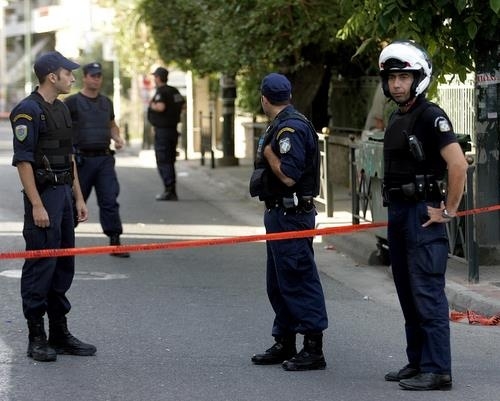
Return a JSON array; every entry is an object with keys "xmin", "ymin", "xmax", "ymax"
[{"xmin": 441, "ymin": 209, "xmax": 455, "ymax": 219}]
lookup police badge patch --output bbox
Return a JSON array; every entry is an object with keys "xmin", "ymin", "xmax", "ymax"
[
  {"xmin": 435, "ymin": 117, "xmax": 451, "ymax": 133},
  {"xmin": 15, "ymin": 125, "xmax": 28, "ymax": 142},
  {"xmin": 279, "ymin": 137, "xmax": 291, "ymax": 154}
]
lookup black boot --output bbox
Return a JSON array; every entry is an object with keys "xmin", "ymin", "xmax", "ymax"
[
  {"xmin": 251, "ymin": 335, "xmax": 297, "ymax": 365},
  {"xmin": 282, "ymin": 333, "xmax": 326, "ymax": 371},
  {"xmin": 109, "ymin": 234, "xmax": 130, "ymax": 258},
  {"xmin": 155, "ymin": 185, "xmax": 178, "ymax": 201},
  {"xmin": 27, "ymin": 318, "xmax": 57, "ymax": 362},
  {"xmin": 48, "ymin": 317, "xmax": 97, "ymax": 356}
]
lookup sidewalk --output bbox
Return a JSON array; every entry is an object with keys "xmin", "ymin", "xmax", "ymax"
[{"xmin": 161, "ymin": 148, "xmax": 500, "ymax": 320}]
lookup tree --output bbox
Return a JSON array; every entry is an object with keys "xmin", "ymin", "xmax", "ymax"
[
  {"xmin": 136, "ymin": 0, "xmax": 371, "ymax": 124},
  {"xmin": 338, "ymin": 0, "xmax": 500, "ymax": 83}
]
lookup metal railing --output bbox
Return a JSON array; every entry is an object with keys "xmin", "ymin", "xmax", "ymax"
[{"xmin": 316, "ymin": 129, "xmax": 333, "ymax": 217}]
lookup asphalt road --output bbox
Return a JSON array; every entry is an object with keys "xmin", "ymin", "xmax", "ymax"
[{"xmin": 1, "ymin": 141, "xmax": 500, "ymax": 401}]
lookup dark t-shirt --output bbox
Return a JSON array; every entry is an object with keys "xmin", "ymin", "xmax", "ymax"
[{"xmin": 147, "ymin": 85, "xmax": 184, "ymax": 128}]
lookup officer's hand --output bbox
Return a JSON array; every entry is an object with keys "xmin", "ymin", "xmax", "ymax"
[
  {"xmin": 423, "ymin": 201, "xmax": 451, "ymax": 227},
  {"xmin": 114, "ymin": 137, "xmax": 125, "ymax": 150},
  {"xmin": 75, "ymin": 199, "xmax": 89, "ymax": 223},
  {"xmin": 33, "ymin": 204, "xmax": 50, "ymax": 228}
]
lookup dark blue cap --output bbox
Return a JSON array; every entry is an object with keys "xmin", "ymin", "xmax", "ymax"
[
  {"xmin": 260, "ymin": 73, "xmax": 291, "ymax": 102},
  {"xmin": 152, "ymin": 67, "xmax": 169, "ymax": 82},
  {"xmin": 83, "ymin": 62, "xmax": 102, "ymax": 75},
  {"xmin": 34, "ymin": 51, "xmax": 80, "ymax": 79}
]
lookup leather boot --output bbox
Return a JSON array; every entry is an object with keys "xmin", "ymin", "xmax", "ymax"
[
  {"xmin": 282, "ymin": 333, "xmax": 326, "ymax": 371},
  {"xmin": 109, "ymin": 234, "xmax": 130, "ymax": 258},
  {"xmin": 27, "ymin": 318, "xmax": 57, "ymax": 362},
  {"xmin": 155, "ymin": 185, "xmax": 178, "ymax": 201},
  {"xmin": 251, "ymin": 335, "xmax": 297, "ymax": 365},
  {"xmin": 48, "ymin": 317, "xmax": 97, "ymax": 356}
]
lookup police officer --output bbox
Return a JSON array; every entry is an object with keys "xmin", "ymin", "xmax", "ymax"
[
  {"xmin": 64, "ymin": 62, "xmax": 129, "ymax": 257},
  {"xmin": 249, "ymin": 73, "xmax": 328, "ymax": 371},
  {"xmin": 379, "ymin": 41, "xmax": 468, "ymax": 390},
  {"xmin": 10, "ymin": 51, "xmax": 97, "ymax": 362},
  {"xmin": 147, "ymin": 67, "xmax": 185, "ymax": 201}
]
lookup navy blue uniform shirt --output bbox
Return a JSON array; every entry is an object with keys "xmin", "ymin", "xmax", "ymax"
[
  {"xmin": 10, "ymin": 91, "xmax": 48, "ymax": 166},
  {"xmin": 269, "ymin": 106, "xmax": 316, "ymax": 183}
]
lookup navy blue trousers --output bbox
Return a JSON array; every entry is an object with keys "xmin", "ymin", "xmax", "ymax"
[
  {"xmin": 78, "ymin": 154, "xmax": 122, "ymax": 236},
  {"xmin": 154, "ymin": 127, "xmax": 179, "ymax": 187},
  {"xmin": 264, "ymin": 207, "xmax": 328, "ymax": 336},
  {"xmin": 21, "ymin": 185, "xmax": 75, "ymax": 320},
  {"xmin": 388, "ymin": 200, "xmax": 451, "ymax": 375}
]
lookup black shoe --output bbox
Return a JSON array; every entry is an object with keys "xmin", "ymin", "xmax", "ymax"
[
  {"xmin": 49, "ymin": 318, "xmax": 96, "ymax": 356},
  {"xmin": 282, "ymin": 333, "xmax": 326, "ymax": 371},
  {"xmin": 27, "ymin": 337, "xmax": 57, "ymax": 362},
  {"xmin": 282, "ymin": 348, "xmax": 326, "ymax": 371},
  {"xmin": 155, "ymin": 191, "xmax": 178, "ymax": 201},
  {"xmin": 109, "ymin": 234, "xmax": 130, "ymax": 258},
  {"xmin": 399, "ymin": 372, "xmax": 452, "ymax": 391},
  {"xmin": 156, "ymin": 185, "xmax": 178, "ymax": 201},
  {"xmin": 251, "ymin": 337, "xmax": 297, "ymax": 365},
  {"xmin": 27, "ymin": 318, "xmax": 57, "ymax": 362},
  {"xmin": 385, "ymin": 365, "xmax": 419, "ymax": 381}
]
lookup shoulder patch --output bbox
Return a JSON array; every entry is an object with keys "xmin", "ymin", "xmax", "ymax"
[
  {"xmin": 435, "ymin": 116, "xmax": 451, "ymax": 133},
  {"xmin": 279, "ymin": 137, "xmax": 291, "ymax": 154},
  {"xmin": 15, "ymin": 125, "xmax": 28, "ymax": 142},
  {"xmin": 277, "ymin": 127, "xmax": 295, "ymax": 139},
  {"xmin": 12, "ymin": 113, "xmax": 33, "ymax": 122}
]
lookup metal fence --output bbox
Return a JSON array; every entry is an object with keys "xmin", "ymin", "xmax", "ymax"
[{"xmin": 436, "ymin": 74, "xmax": 476, "ymax": 144}]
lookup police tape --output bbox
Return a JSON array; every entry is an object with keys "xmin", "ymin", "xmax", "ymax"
[
  {"xmin": 456, "ymin": 204, "xmax": 500, "ymax": 217},
  {"xmin": 450, "ymin": 310, "xmax": 500, "ymax": 326},
  {"xmin": 1, "ymin": 203, "xmax": 500, "ymax": 261},
  {"xmin": 0, "ymin": 222, "xmax": 388, "ymax": 260}
]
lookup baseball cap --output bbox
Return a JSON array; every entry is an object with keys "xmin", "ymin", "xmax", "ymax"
[
  {"xmin": 83, "ymin": 62, "xmax": 102, "ymax": 76},
  {"xmin": 260, "ymin": 73, "xmax": 292, "ymax": 103},
  {"xmin": 34, "ymin": 51, "xmax": 80, "ymax": 79},
  {"xmin": 152, "ymin": 67, "xmax": 169, "ymax": 82}
]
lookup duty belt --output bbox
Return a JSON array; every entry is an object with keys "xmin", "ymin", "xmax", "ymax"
[
  {"xmin": 78, "ymin": 148, "xmax": 113, "ymax": 157},
  {"xmin": 383, "ymin": 175, "xmax": 445, "ymax": 204},
  {"xmin": 35, "ymin": 169, "xmax": 73, "ymax": 186},
  {"xmin": 264, "ymin": 195, "xmax": 315, "ymax": 212}
]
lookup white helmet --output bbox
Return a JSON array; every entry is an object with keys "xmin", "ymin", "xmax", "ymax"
[{"xmin": 379, "ymin": 41, "xmax": 432, "ymax": 101}]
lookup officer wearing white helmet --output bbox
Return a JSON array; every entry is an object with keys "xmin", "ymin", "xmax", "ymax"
[{"xmin": 379, "ymin": 41, "xmax": 468, "ymax": 391}]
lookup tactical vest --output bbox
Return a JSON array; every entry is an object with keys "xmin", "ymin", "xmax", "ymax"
[
  {"xmin": 73, "ymin": 94, "xmax": 111, "ymax": 149},
  {"xmin": 383, "ymin": 102, "xmax": 431, "ymax": 189},
  {"xmin": 255, "ymin": 108, "xmax": 320, "ymax": 197},
  {"xmin": 28, "ymin": 93, "xmax": 73, "ymax": 170}
]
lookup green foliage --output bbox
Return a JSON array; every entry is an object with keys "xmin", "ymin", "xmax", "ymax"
[
  {"xmin": 132, "ymin": 0, "xmax": 499, "ymax": 114},
  {"xmin": 339, "ymin": 0, "xmax": 500, "ymax": 84},
  {"xmin": 136, "ymin": 0, "xmax": 376, "ymax": 114},
  {"xmin": 102, "ymin": 0, "xmax": 161, "ymax": 77}
]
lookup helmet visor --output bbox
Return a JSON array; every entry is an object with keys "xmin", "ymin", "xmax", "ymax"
[{"xmin": 381, "ymin": 58, "xmax": 411, "ymax": 71}]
